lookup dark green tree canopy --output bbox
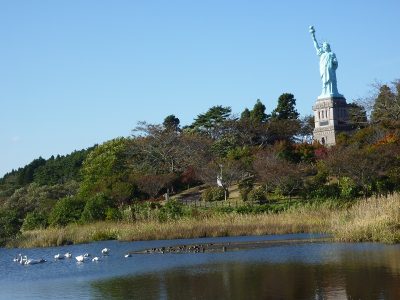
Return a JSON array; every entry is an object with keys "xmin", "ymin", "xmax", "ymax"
[
  {"xmin": 250, "ymin": 99, "xmax": 268, "ymax": 123},
  {"xmin": 189, "ymin": 105, "xmax": 232, "ymax": 138},
  {"xmin": 163, "ymin": 114, "xmax": 180, "ymax": 132},
  {"xmin": 17, "ymin": 157, "xmax": 46, "ymax": 185},
  {"xmin": 0, "ymin": 148, "xmax": 92, "ymax": 198},
  {"xmin": 79, "ymin": 138, "xmax": 134, "ymax": 204},
  {"xmin": 48, "ymin": 196, "xmax": 85, "ymax": 227},
  {"xmin": 271, "ymin": 93, "xmax": 299, "ymax": 120},
  {"xmin": 240, "ymin": 108, "xmax": 251, "ymax": 120},
  {"xmin": 371, "ymin": 82, "xmax": 400, "ymax": 127},
  {"xmin": 347, "ymin": 103, "xmax": 368, "ymax": 130},
  {"xmin": 34, "ymin": 149, "xmax": 92, "ymax": 185}
]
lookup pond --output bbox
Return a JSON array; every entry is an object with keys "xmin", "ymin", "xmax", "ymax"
[{"xmin": 1, "ymin": 233, "xmax": 400, "ymax": 299}]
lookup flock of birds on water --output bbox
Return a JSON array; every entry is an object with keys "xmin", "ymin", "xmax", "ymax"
[
  {"xmin": 12, "ymin": 247, "xmax": 132, "ymax": 265},
  {"xmin": 12, "ymin": 242, "xmax": 228, "ymax": 265}
]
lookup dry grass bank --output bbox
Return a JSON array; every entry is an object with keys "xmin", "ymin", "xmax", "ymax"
[
  {"xmin": 331, "ymin": 193, "xmax": 400, "ymax": 243},
  {"xmin": 8, "ymin": 193, "xmax": 400, "ymax": 248},
  {"xmin": 9, "ymin": 208, "xmax": 331, "ymax": 248}
]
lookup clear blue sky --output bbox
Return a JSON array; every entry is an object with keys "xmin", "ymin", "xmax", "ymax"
[{"xmin": 1, "ymin": 0, "xmax": 399, "ymax": 177}]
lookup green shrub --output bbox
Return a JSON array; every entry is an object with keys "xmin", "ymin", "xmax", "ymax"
[
  {"xmin": 201, "ymin": 187, "xmax": 226, "ymax": 202},
  {"xmin": 307, "ymin": 184, "xmax": 340, "ymax": 199},
  {"xmin": 251, "ymin": 204, "xmax": 277, "ymax": 213},
  {"xmin": 48, "ymin": 196, "xmax": 85, "ymax": 227},
  {"xmin": 235, "ymin": 205, "xmax": 255, "ymax": 214},
  {"xmin": 268, "ymin": 202, "xmax": 293, "ymax": 213},
  {"xmin": 339, "ymin": 176, "xmax": 359, "ymax": 199},
  {"xmin": 302, "ymin": 172, "xmax": 330, "ymax": 199},
  {"xmin": 158, "ymin": 200, "xmax": 185, "ymax": 222},
  {"xmin": 105, "ymin": 207, "xmax": 122, "ymax": 221},
  {"xmin": 81, "ymin": 193, "xmax": 113, "ymax": 223},
  {"xmin": 126, "ymin": 202, "xmax": 162, "ymax": 222},
  {"xmin": 248, "ymin": 186, "xmax": 267, "ymax": 203},
  {"xmin": 374, "ymin": 177, "xmax": 395, "ymax": 196},
  {"xmin": 21, "ymin": 211, "xmax": 48, "ymax": 231},
  {"xmin": 0, "ymin": 208, "xmax": 22, "ymax": 243},
  {"xmin": 215, "ymin": 206, "xmax": 235, "ymax": 213}
]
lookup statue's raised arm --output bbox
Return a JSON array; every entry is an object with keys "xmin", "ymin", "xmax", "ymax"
[
  {"xmin": 309, "ymin": 26, "xmax": 320, "ymax": 53},
  {"xmin": 309, "ymin": 25, "xmax": 341, "ymax": 98}
]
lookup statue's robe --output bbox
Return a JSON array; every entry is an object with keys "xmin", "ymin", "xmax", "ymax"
[{"xmin": 317, "ymin": 48, "xmax": 338, "ymax": 96}]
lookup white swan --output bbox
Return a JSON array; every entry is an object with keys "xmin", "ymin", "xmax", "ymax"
[
  {"xmin": 92, "ymin": 256, "xmax": 100, "ymax": 262},
  {"xmin": 54, "ymin": 253, "xmax": 64, "ymax": 259},
  {"xmin": 124, "ymin": 253, "xmax": 132, "ymax": 258},
  {"xmin": 64, "ymin": 252, "xmax": 72, "ymax": 258},
  {"xmin": 101, "ymin": 248, "xmax": 110, "ymax": 255},
  {"xmin": 19, "ymin": 255, "xmax": 27, "ymax": 265},
  {"xmin": 83, "ymin": 253, "xmax": 91, "ymax": 258},
  {"xmin": 13, "ymin": 254, "xmax": 22, "ymax": 262},
  {"xmin": 24, "ymin": 256, "xmax": 46, "ymax": 265},
  {"xmin": 75, "ymin": 255, "xmax": 85, "ymax": 262},
  {"xmin": 25, "ymin": 258, "xmax": 46, "ymax": 265}
]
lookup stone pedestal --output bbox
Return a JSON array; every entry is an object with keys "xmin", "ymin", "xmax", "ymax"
[{"xmin": 312, "ymin": 96, "xmax": 349, "ymax": 146}]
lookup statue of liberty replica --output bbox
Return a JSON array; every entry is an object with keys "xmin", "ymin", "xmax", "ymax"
[{"xmin": 309, "ymin": 26, "xmax": 349, "ymax": 146}]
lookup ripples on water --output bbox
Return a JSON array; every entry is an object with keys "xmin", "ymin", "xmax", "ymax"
[{"xmin": 1, "ymin": 234, "xmax": 400, "ymax": 299}]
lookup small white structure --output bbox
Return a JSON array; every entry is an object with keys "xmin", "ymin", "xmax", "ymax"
[{"xmin": 217, "ymin": 175, "xmax": 223, "ymax": 187}]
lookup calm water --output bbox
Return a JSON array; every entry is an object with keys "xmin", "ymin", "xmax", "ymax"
[{"xmin": 1, "ymin": 234, "xmax": 400, "ymax": 299}]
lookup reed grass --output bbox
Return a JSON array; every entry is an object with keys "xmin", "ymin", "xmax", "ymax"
[
  {"xmin": 8, "ymin": 193, "xmax": 400, "ymax": 248},
  {"xmin": 9, "ymin": 208, "xmax": 330, "ymax": 248},
  {"xmin": 331, "ymin": 194, "xmax": 400, "ymax": 243}
]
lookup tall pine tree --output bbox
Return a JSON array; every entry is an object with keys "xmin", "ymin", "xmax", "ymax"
[
  {"xmin": 250, "ymin": 99, "xmax": 268, "ymax": 123},
  {"xmin": 240, "ymin": 108, "xmax": 251, "ymax": 120},
  {"xmin": 371, "ymin": 83, "xmax": 400, "ymax": 127},
  {"xmin": 163, "ymin": 115, "xmax": 180, "ymax": 132},
  {"xmin": 271, "ymin": 93, "xmax": 299, "ymax": 120}
]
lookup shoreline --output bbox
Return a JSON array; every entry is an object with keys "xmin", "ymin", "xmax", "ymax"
[
  {"xmin": 7, "ymin": 214, "xmax": 329, "ymax": 249},
  {"xmin": 6, "ymin": 194, "xmax": 400, "ymax": 248}
]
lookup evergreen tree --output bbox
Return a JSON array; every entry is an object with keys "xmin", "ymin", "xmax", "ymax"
[
  {"xmin": 371, "ymin": 82, "xmax": 400, "ymax": 127},
  {"xmin": 190, "ymin": 106, "xmax": 232, "ymax": 138},
  {"xmin": 33, "ymin": 149, "xmax": 92, "ymax": 185},
  {"xmin": 271, "ymin": 93, "xmax": 299, "ymax": 120},
  {"xmin": 347, "ymin": 103, "xmax": 368, "ymax": 129},
  {"xmin": 240, "ymin": 108, "xmax": 251, "ymax": 120},
  {"xmin": 250, "ymin": 99, "xmax": 268, "ymax": 123},
  {"xmin": 17, "ymin": 157, "xmax": 46, "ymax": 185},
  {"xmin": 163, "ymin": 115, "xmax": 180, "ymax": 132}
]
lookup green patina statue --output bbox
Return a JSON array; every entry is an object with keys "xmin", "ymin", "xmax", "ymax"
[{"xmin": 309, "ymin": 26, "xmax": 342, "ymax": 99}]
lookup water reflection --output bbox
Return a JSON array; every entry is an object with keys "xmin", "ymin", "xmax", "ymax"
[
  {"xmin": 2, "ymin": 236, "xmax": 400, "ymax": 299},
  {"xmin": 92, "ymin": 257, "xmax": 400, "ymax": 300}
]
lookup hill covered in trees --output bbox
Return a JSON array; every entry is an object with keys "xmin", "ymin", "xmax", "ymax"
[{"xmin": 1, "ymin": 81, "xmax": 400, "ymax": 245}]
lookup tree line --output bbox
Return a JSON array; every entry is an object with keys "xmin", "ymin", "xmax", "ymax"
[{"xmin": 1, "ymin": 81, "xmax": 400, "ymax": 244}]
